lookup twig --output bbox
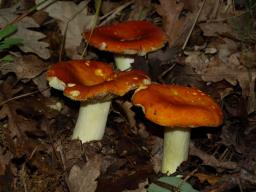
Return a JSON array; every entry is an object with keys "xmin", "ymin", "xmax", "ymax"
[
  {"xmin": 99, "ymin": 1, "xmax": 134, "ymax": 26},
  {"xmin": 189, "ymin": 142, "xmax": 238, "ymax": 170},
  {"xmin": 81, "ymin": 0, "xmax": 102, "ymax": 58},
  {"xmin": 6, "ymin": 0, "xmax": 57, "ymax": 27},
  {"xmin": 59, "ymin": 0, "xmax": 90, "ymax": 61},
  {"xmin": 0, "ymin": 87, "xmax": 49, "ymax": 107},
  {"xmin": 182, "ymin": 0, "xmax": 207, "ymax": 50},
  {"xmin": 20, "ymin": 146, "xmax": 38, "ymax": 192}
]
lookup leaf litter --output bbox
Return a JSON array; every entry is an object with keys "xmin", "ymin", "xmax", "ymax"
[{"xmin": 0, "ymin": 0, "xmax": 256, "ymax": 191}]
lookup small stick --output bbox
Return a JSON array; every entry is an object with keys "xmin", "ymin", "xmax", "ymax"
[
  {"xmin": 6, "ymin": 0, "xmax": 56, "ymax": 27},
  {"xmin": 182, "ymin": 0, "xmax": 207, "ymax": 50},
  {"xmin": 0, "ymin": 87, "xmax": 49, "ymax": 107}
]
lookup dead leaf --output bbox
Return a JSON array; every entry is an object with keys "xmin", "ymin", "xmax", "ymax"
[
  {"xmin": 115, "ymin": 100, "xmax": 136, "ymax": 130},
  {"xmin": 67, "ymin": 155, "xmax": 102, "ymax": 192},
  {"xmin": 37, "ymin": 0, "xmax": 95, "ymax": 59},
  {"xmin": 184, "ymin": 37, "xmax": 256, "ymax": 112},
  {"xmin": 123, "ymin": 179, "xmax": 148, "ymax": 192},
  {"xmin": 156, "ymin": 0, "xmax": 195, "ymax": 47},
  {"xmin": 32, "ymin": 72, "xmax": 50, "ymax": 97},
  {"xmin": 0, "ymin": 6, "xmax": 50, "ymax": 59},
  {"xmin": 194, "ymin": 173, "xmax": 222, "ymax": 185},
  {"xmin": 0, "ymin": 145, "xmax": 13, "ymax": 176},
  {"xmin": 0, "ymin": 55, "xmax": 47, "ymax": 81},
  {"xmin": 199, "ymin": 22, "xmax": 234, "ymax": 37},
  {"xmin": 128, "ymin": 0, "xmax": 152, "ymax": 20}
]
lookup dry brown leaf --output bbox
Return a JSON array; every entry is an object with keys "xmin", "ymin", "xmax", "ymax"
[
  {"xmin": 32, "ymin": 72, "xmax": 50, "ymax": 97},
  {"xmin": 194, "ymin": 173, "xmax": 222, "ymax": 185},
  {"xmin": 187, "ymin": 52, "xmax": 256, "ymax": 113},
  {"xmin": 156, "ymin": 0, "xmax": 195, "ymax": 47},
  {"xmin": 0, "ymin": 6, "xmax": 50, "ymax": 59},
  {"xmin": 67, "ymin": 155, "xmax": 102, "ymax": 192},
  {"xmin": 123, "ymin": 179, "xmax": 148, "ymax": 192},
  {"xmin": 185, "ymin": 37, "xmax": 256, "ymax": 112},
  {"xmin": 37, "ymin": 0, "xmax": 95, "ymax": 59},
  {"xmin": 199, "ymin": 22, "xmax": 235, "ymax": 37},
  {"xmin": 0, "ymin": 146, "xmax": 13, "ymax": 176},
  {"xmin": 129, "ymin": 0, "xmax": 152, "ymax": 20},
  {"xmin": 115, "ymin": 100, "xmax": 136, "ymax": 130},
  {"xmin": 0, "ymin": 77, "xmax": 57, "ymax": 156},
  {"xmin": 0, "ymin": 55, "xmax": 47, "ymax": 81}
]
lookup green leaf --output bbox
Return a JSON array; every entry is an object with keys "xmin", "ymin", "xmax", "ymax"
[
  {"xmin": 0, "ymin": 37, "xmax": 23, "ymax": 50},
  {"xmin": 0, "ymin": 25, "xmax": 17, "ymax": 41},
  {"xmin": 147, "ymin": 176, "xmax": 199, "ymax": 192},
  {"xmin": 0, "ymin": 55, "xmax": 15, "ymax": 62}
]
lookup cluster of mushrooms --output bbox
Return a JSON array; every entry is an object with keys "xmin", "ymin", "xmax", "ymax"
[{"xmin": 47, "ymin": 21, "xmax": 223, "ymax": 175}]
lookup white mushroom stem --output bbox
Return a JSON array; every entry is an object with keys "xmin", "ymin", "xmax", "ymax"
[
  {"xmin": 72, "ymin": 101, "xmax": 111, "ymax": 143},
  {"xmin": 114, "ymin": 55, "xmax": 134, "ymax": 71},
  {"xmin": 162, "ymin": 128, "xmax": 191, "ymax": 175}
]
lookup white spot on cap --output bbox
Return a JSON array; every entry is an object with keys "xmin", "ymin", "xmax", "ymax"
[
  {"xmin": 192, "ymin": 92, "xmax": 198, "ymax": 95},
  {"xmin": 84, "ymin": 61, "xmax": 90, "ymax": 66},
  {"xmin": 70, "ymin": 90, "xmax": 80, "ymax": 97},
  {"xmin": 100, "ymin": 42, "xmax": 107, "ymax": 50},
  {"xmin": 95, "ymin": 69, "xmax": 104, "ymax": 77},
  {"xmin": 67, "ymin": 83, "xmax": 76, "ymax": 87},
  {"xmin": 48, "ymin": 77, "xmax": 66, "ymax": 91},
  {"xmin": 143, "ymin": 79, "xmax": 151, "ymax": 85}
]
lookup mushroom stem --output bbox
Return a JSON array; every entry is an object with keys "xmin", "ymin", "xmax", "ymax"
[
  {"xmin": 72, "ymin": 101, "xmax": 111, "ymax": 143},
  {"xmin": 114, "ymin": 55, "xmax": 134, "ymax": 71},
  {"xmin": 162, "ymin": 128, "xmax": 191, "ymax": 175}
]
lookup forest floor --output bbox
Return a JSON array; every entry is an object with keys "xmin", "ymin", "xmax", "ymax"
[{"xmin": 0, "ymin": 0, "xmax": 256, "ymax": 191}]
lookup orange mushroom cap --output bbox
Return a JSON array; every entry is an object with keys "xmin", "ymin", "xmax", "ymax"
[
  {"xmin": 47, "ymin": 60, "xmax": 151, "ymax": 102},
  {"xmin": 47, "ymin": 60, "xmax": 114, "ymax": 86},
  {"xmin": 83, "ymin": 20, "xmax": 167, "ymax": 56},
  {"xmin": 132, "ymin": 84, "xmax": 223, "ymax": 128}
]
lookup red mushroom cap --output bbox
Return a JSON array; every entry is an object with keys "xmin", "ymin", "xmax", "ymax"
[
  {"xmin": 47, "ymin": 60, "xmax": 151, "ymax": 102},
  {"xmin": 83, "ymin": 20, "xmax": 167, "ymax": 56},
  {"xmin": 132, "ymin": 84, "xmax": 223, "ymax": 128}
]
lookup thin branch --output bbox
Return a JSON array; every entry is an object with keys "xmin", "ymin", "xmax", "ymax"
[
  {"xmin": 182, "ymin": 0, "xmax": 207, "ymax": 50},
  {"xmin": 0, "ymin": 87, "xmax": 49, "ymax": 107}
]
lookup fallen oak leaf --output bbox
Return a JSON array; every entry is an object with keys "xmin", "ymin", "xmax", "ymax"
[
  {"xmin": 0, "ymin": 5, "xmax": 50, "ymax": 59},
  {"xmin": 36, "ymin": 0, "xmax": 95, "ymax": 59},
  {"xmin": 184, "ymin": 37, "xmax": 256, "ymax": 113},
  {"xmin": 194, "ymin": 173, "xmax": 222, "ymax": 185},
  {"xmin": 0, "ymin": 145, "xmax": 13, "ymax": 176},
  {"xmin": 0, "ymin": 55, "xmax": 48, "ymax": 82},
  {"xmin": 67, "ymin": 155, "xmax": 102, "ymax": 192},
  {"xmin": 189, "ymin": 142, "xmax": 238, "ymax": 170},
  {"xmin": 0, "ymin": 77, "xmax": 25, "ymax": 139},
  {"xmin": 156, "ymin": 0, "xmax": 196, "ymax": 47},
  {"xmin": 0, "ymin": 77, "xmax": 54, "ymax": 157}
]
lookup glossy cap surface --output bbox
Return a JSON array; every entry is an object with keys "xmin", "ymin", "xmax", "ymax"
[
  {"xmin": 47, "ymin": 60, "xmax": 151, "ymax": 102},
  {"xmin": 132, "ymin": 84, "xmax": 223, "ymax": 128},
  {"xmin": 83, "ymin": 20, "xmax": 167, "ymax": 56}
]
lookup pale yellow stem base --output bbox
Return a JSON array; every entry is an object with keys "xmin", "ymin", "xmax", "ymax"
[
  {"xmin": 161, "ymin": 128, "xmax": 191, "ymax": 175},
  {"xmin": 114, "ymin": 55, "xmax": 134, "ymax": 71},
  {"xmin": 72, "ymin": 101, "xmax": 111, "ymax": 143}
]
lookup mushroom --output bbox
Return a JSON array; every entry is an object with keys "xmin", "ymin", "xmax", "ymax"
[
  {"xmin": 131, "ymin": 83, "xmax": 223, "ymax": 175},
  {"xmin": 83, "ymin": 20, "xmax": 167, "ymax": 71},
  {"xmin": 48, "ymin": 60, "xmax": 150, "ymax": 143}
]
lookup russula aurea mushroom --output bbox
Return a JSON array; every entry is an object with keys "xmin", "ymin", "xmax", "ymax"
[
  {"xmin": 83, "ymin": 20, "xmax": 167, "ymax": 71},
  {"xmin": 47, "ymin": 60, "xmax": 150, "ymax": 143},
  {"xmin": 131, "ymin": 84, "xmax": 223, "ymax": 175}
]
